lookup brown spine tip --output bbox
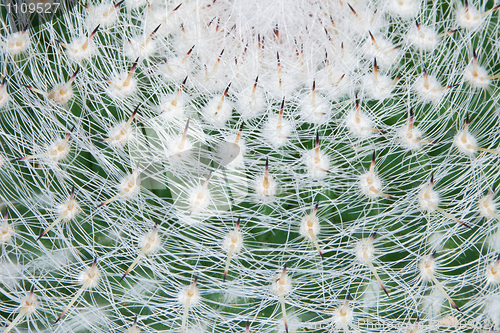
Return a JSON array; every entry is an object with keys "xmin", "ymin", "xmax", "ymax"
[
  {"xmin": 265, "ymin": 157, "xmax": 269, "ymax": 172},
  {"xmin": 187, "ymin": 45, "xmax": 195, "ymax": 56},
  {"xmin": 430, "ymin": 251, "xmax": 436, "ymax": 260},
  {"xmin": 152, "ymin": 24, "xmax": 162, "ymax": 35},
  {"xmin": 115, "ymin": 0, "xmax": 125, "ymax": 8},
  {"xmin": 465, "ymin": 112, "xmax": 470, "ymax": 125},
  {"xmin": 71, "ymin": 67, "xmax": 80, "ymax": 79},
  {"xmin": 371, "ymin": 150, "xmax": 376, "ymax": 164},
  {"xmin": 55, "ymin": 39, "xmax": 66, "ymax": 48},
  {"xmin": 70, "ymin": 186, "xmax": 75, "ymax": 199},
  {"xmin": 236, "ymin": 216, "xmax": 241, "ymax": 228},
  {"xmin": 472, "ymin": 47, "xmax": 477, "ymax": 60},
  {"xmin": 458, "ymin": 220, "xmax": 472, "ymax": 229},
  {"xmin": 347, "ymin": 3, "xmax": 356, "ymax": 15},
  {"xmin": 97, "ymin": 202, "xmax": 106, "ymax": 207},
  {"xmin": 223, "ymin": 82, "xmax": 231, "ymax": 96},
  {"xmin": 37, "ymin": 231, "xmax": 46, "ymax": 241},
  {"xmin": 312, "ymin": 80, "xmax": 316, "ymax": 92},
  {"xmin": 91, "ymin": 24, "xmax": 100, "ymax": 36},
  {"xmin": 3, "ymin": 207, "xmax": 8, "ymax": 220},
  {"xmin": 30, "ymin": 285, "xmax": 35, "ymax": 294},
  {"xmin": 173, "ymin": 2, "xmax": 182, "ymax": 11},
  {"xmin": 415, "ymin": 19, "xmax": 420, "ymax": 28},
  {"xmin": 54, "ymin": 313, "xmax": 64, "ymax": 324},
  {"xmin": 315, "ymin": 131, "xmax": 319, "ymax": 147},
  {"xmin": 131, "ymin": 57, "xmax": 140, "ymax": 71},
  {"xmin": 373, "ymin": 57, "xmax": 377, "ymax": 70},
  {"xmin": 368, "ymin": 30, "xmax": 375, "ymax": 42},
  {"xmin": 409, "ymin": 107, "xmax": 414, "ymax": 119},
  {"xmin": 120, "ymin": 271, "xmax": 129, "ymax": 282},
  {"xmin": 429, "ymin": 173, "xmax": 434, "ymax": 185},
  {"xmin": 132, "ymin": 104, "xmax": 140, "ymax": 118},
  {"xmin": 381, "ymin": 284, "xmax": 389, "ymax": 297},
  {"xmin": 223, "ymin": 271, "xmax": 227, "ymax": 282}
]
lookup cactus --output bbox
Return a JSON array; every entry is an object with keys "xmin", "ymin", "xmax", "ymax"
[{"xmin": 1, "ymin": 0, "xmax": 500, "ymax": 332}]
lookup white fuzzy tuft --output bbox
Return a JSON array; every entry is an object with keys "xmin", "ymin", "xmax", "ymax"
[
  {"xmin": 418, "ymin": 184, "xmax": 440, "ymax": 212},
  {"xmin": 201, "ymin": 96, "xmax": 233, "ymax": 126},
  {"xmin": 0, "ymin": 216, "xmax": 14, "ymax": 243},
  {"xmin": 271, "ymin": 270, "xmax": 291, "ymax": 296},
  {"xmin": 79, "ymin": 264, "xmax": 100, "ymax": 288},
  {"xmin": 454, "ymin": 129, "xmax": 477, "ymax": 155},
  {"xmin": 355, "ymin": 238, "xmax": 375, "ymax": 262},
  {"xmin": 359, "ymin": 172, "xmax": 383, "ymax": 198},
  {"xmin": 302, "ymin": 148, "xmax": 330, "ymax": 179},
  {"xmin": 117, "ymin": 171, "xmax": 141, "ymax": 198},
  {"xmin": 0, "ymin": 83, "xmax": 10, "ymax": 108},
  {"xmin": 299, "ymin": 211, "xmax": 320, "ymax": 240},
  {"xmin": 4, "ymin": 31, "xmax": 30, "ymax": 55},
  {"xmin": 222, "ymin": 229, "xmax": 243, "ymax": 254},
  {"xmin": 188, "ymin": 185, "xmax": 211, "ymax": 214},
  {"xmin": 413, "ymin": 74, "xmax": 447, "ymax": 103},
  {"xmin": 408, "ymin": 25, "xmax": 438, "ymax": 52},
  {"xmin": 46, "ymin": 138, "xmax": 71, "ymax": 162},
  {"xmin": 140, "ymin": 227, "xmax": 161, "ymax": 254},
  {"xmin": 478, "ymin": 193, "xmax": 497, "ymax": 219},
  {"xmin": 419, "ymin": 256, "xmax": 436, "ymax": 281},
  {"xmin": 463, "ymin": 62, "xmax": 491, "ymax": 88},
  {"xmin": 177, "ymin": 283, "xmax": 200, "ymax": 308},
  {"xmin": 57, "ymin": 198, "xmax": 80, "ymax": 221},
  {"xmin": 455, "ymin": 5, "xmax": 483, "ymax": 29},
  {"xmin": 486, "ymin": 260, "xmax": 500, "ymax": 285}
]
